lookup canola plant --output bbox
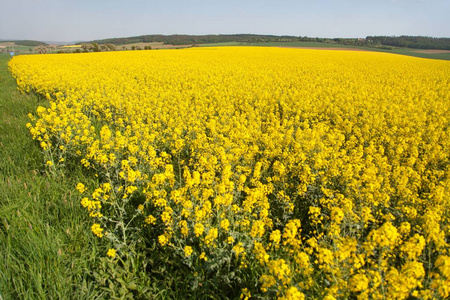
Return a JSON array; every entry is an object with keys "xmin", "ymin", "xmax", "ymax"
[{"xmin": 9, "ymin": 47, "xmax": 450, "ymax": 299}]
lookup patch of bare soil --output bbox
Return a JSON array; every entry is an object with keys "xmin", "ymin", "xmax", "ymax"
[
  {"xmin": 279, "ymin": 47, "xmax": 371, "ymax": 51},
  {"xmin": 413, "ymin": 50, "xmax": 450, "ymax": 54}
]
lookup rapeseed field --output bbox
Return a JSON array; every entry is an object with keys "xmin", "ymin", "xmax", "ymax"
[{"xmin": 9, "ymin": 47, "xmax": 450, "ymax": 299}]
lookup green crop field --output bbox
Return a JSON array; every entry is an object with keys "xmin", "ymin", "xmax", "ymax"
[{"xmin": 199, "ymin": 42, "xmax": 247, "ymax": 47}]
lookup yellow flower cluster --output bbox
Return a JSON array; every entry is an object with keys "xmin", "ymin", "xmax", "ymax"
[
  {"xmin": 9, "ymin": 47, "xmax": 450, "ymax": 299},
  {"xmin": 106, "ymin": 248, "xmax": 117, "ymax": 258}
]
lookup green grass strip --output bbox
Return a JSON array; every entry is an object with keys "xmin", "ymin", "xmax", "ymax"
[{"xmin": 0, "ymin": 54, "xmax": 102, "ymax": 300}]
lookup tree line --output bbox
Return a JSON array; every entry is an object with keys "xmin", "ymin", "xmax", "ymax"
[
  {"xmin": 88, "ymin": 34, "xmax": 450, "ymax": 50},
  {"xmin": 90, "ymin": 34, "xmax": 301, "ymax": 45},
  {"xmin": 366, "ymin": 36, "xmax": 450, "ymax": 50},
  {"xmin": 5, "ymin": 35, "xmax": 448, "ymax": 54},
  {"xmin": 1, "ymin": 40, "xmax": 48, "ymax": 47}
]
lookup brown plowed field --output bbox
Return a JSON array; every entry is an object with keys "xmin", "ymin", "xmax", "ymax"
[
  {"xmin": 278, "ymin": 46, "xmax": 370, "ymax": 51},
  {"xmin": 413, "ymin": 50, "xmax": 450, "ymax": 54}
]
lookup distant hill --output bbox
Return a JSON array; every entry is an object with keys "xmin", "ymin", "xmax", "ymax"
[
  {"xmin": 88, "ymin": 34, "xmax": 450, "ymax": 50},
  {"xmin": 3, "ymin": 35, "xmax": 449, "ymax": 51},
  {"xmin": 0, "ymin": 40, "xmax": 48, "ymax": 47},
  {"xmin": 89, "ymin": 34, "xmax": 302, "ymax": 45},
  {"xmin": 41, "ymin": 40, "xmax": 85, "ymax": 46}
]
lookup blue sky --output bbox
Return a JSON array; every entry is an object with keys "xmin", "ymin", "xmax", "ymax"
[{"xmin": 0, "ymin": 0, "xmax": 449, "ymax": 42}]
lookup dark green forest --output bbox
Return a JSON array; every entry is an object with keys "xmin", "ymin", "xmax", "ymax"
[
  {"xmin": 90, "ymin": 34, "xmax": 302, "ymax": 45},
  {"xmin": 366, "ymin": 36, "xmax": 450, "ymax": 50}
]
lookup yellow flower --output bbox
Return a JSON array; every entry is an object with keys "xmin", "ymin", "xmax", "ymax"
[
  {"xmin": 179, "ymin": 220, "xmax": 189, "ymax": 236},
  {"xmin": 226, "ymin": 236, "xmax": 235, "ymax": 244},
  {"xmin": 205, "ymin": 227, "xmax": 218, "ymax": 247},
  {"xmin": 250, "ymin": 220, "xmax": 265, "ymax": 238},
  {"xmin": 240, "ymin": 288, "xmax": 251, "ymax": 300},
  {"xmin": 145, "ymin": 214, "xmax": 156, "ymax": 225},
  {"xmin": 260, "ymin": 274, "xmax": 276, "ymax": 292},
  {"xmin": 280, "ymin": 286, "xmax": 305, "ymax": 300},
  {"xmin": 199, "ymin": 251, "xmax": 208, "ymax": 261},
  {"xmin": 91, "ymin": 223, "xmax": 104, "ymax": 238},
  {"xmin": 233, "ymin": 242, "xmax": 245, "ymax": 257},
  {"xmin": 106, "ymin": 248, "xmax": 116, "ymax": 258},
  {"xmin": 330, "ymin": 207, "xmax": 344, "ymax": 224},
  {"xmin": 436, "ymin": 255, "xmax": 450, "ymax": 278},
  {"xmin": 194, "ymin": 223, "xmax": 204, "ymax": 237},
  {"xmin": 220, "ymin": 219, "xmax": 230, "ymax": 231},
  {"xmin": 269, "ymin": 230, "xmax": 281, "ymax": 245},
  {"xmin": 158, "ymin": 234, "xmax": 168, "ymax": 246},
  {"xmin": 76, "ymin": 183, "xmax": 86, "ymax": 193},
  {"xmin": 349, "ymin": 273, "xmax": 369, "ymax": 293},
  {"xmin": 184, "ymin": 245, "xmax": 193, "ymax": 257}
]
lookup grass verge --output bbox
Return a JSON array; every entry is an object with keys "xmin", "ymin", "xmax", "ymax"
[{"xmin": 0, "ymin": 53, "xmax": 103, "ymax": 300}]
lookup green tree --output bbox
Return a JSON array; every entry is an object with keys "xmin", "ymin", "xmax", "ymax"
[
  {"xmin": 35, "ymin": 45, "xmax": 47, "ymax": 54},
  {"xmin": 106, "ymin": 44, "xmax": 116, "ymax": 51},
  {"xmin": 81, "ymin": 43, "xmax": 92, "ymax": 52},
  {"xmin": 91, "ymin": 43, "xmax": 101, "ymax": 52}
]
